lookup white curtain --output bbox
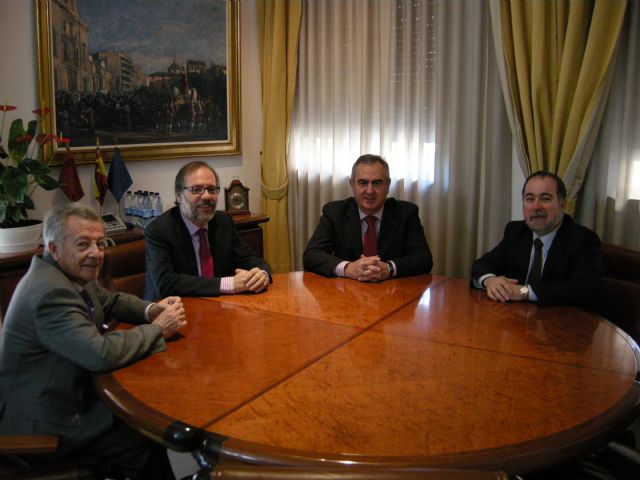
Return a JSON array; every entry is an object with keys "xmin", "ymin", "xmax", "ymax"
[
  {"xmin": 577, "ymin": 0, "xmax": 640, "ymax": 250},
  {"xmin": 288, "ymin": 0, "xmax": 514, "ymax": 277}
]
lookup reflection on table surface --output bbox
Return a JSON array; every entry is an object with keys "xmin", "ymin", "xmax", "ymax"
[{"xmin": 97, "ymin": 272, "xmax": 640, "ymax": 474}]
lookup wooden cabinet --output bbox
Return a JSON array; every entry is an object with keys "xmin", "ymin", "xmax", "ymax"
[{"xmin": 0, "ymin": 213, "xmax": 269, "ymax": 322}]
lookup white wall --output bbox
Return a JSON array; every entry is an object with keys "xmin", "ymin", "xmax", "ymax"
[{"xmin": 0, "ymin": 0, "xmax": 263, "ymax": 220}]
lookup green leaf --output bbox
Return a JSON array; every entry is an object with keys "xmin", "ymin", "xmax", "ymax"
[
  {"xmin": 22, "ymin": 194, "xmax": 35, "ymax": 210},
  {"xmin": 0, "ymin": 199, "xmax": 7, "ymax": 224},
  {"xmin": 0, "ymin": 166, "xmax": 28, "ymax": 202},
  {"xmin": 34, "ymin": 175, "xmax": 60, "ymax": 190},
  {"xmin": 8, "ymin": 119, "xmax": 30, "ymax": 164},
  {"xmin": 23, "ymin": 158, "xmax": 51, "ymax": 176}
]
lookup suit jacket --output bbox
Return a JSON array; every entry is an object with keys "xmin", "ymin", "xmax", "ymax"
[
  {"xmin": 144, "ymin": 206, "xmax": 271, "ymax": 299},
  {"xmin": 303, "ymin": 197, "xmax": 433, "ymax": 277},
  {"xmin": 0, "ymin": 254, "xmax": 163, "ymax": 455},
  {"xmin": 470, "ymin": 215, "xmax": 602, "ymax": 308}
]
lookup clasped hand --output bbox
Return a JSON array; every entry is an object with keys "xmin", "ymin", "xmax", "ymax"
[
  {"xmin": 345, "ymin": 255, "xmax": 391, "ymax": 282},
  {"xmin": 483, "ymin": 276, "xmax": 522, "ymax": 302},
  {"xmin": 233, "ymin": 268, "xmax": 269, "ymax": 293},
  {"xmin": 149, "ymin": 296, "xmax": 187, "ymax": 337}
]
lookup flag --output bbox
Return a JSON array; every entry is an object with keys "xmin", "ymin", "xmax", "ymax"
[
  {"xmin": 58, "ymin": 146, "xmax": 84, "ymax": 201},
  {"xmin": 94, "ymin": 140, "xmax": 108, "ymax": 206},
  {"xmin": 107, "ymin": 146, "xmax": 133, "ymax": 201}
]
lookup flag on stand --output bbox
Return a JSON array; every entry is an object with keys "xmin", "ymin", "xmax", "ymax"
[
  {"xmin": 107, "ymin": 146, "xmax": 133, "ymax": 201},
  {"xmin": 94, "ymin": 139, "xmax": 108, "ymax": 207},
  {"xmin": 58, "ymin": 146, "xmax": 84, "ymax": 201}
]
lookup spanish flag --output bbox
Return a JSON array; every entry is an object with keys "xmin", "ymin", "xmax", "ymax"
[{"xmin": 94, "ymin": 138, "xmax": 108, "ymax": 207}]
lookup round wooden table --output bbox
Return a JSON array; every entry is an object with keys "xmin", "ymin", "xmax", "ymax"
[{"xmin": 96, "ymin": 273, "xmax": 640, "ymax": 474}]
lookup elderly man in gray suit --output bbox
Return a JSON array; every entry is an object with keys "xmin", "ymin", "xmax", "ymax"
[{"xmin": 0, "ymin": 203, "xmax": 186, "ymax": 479}]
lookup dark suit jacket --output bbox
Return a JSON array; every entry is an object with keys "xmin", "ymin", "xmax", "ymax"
[
  {"xmin": 144, "ymin": 206, "xmax": 271, "ymax": 299},
  {"xmin": 0, "ymin": 254, "xmax": 163, "ymax": 455},
  {"xmin": 470, "ymin": 215, "xmax": 602, "ymax": 308},
  {"xmin": 303, "ymin": 197, "xmax": 433, "ymax": 277}
]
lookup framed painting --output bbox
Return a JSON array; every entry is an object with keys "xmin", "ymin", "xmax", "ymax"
[{"xmin": 35, "ymin": 0, "xmax": 240, "ymax": 164}]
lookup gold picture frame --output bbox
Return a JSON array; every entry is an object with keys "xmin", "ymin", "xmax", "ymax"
[{"xmin": 35, "ymin": 0, "xmax": 240, "ymax": 165}]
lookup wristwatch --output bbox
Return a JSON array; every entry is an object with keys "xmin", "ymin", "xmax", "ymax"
[
  {"xmin": 520, "ymin": 286, "xmax": 529, "ymax": 301},
  {"xmin": 386, "ymin": 261, "xmax": 395, "ymax": 277}
]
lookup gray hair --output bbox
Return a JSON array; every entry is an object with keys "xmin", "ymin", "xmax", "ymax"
[
  {"xmin": 350, "ymin": 154, "xmax": 390, "ymax": 182},
  {"xmin": 43, "ymin": 203, "xmax": 102, "ymax": 251}
]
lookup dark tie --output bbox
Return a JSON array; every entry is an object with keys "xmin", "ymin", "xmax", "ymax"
[
  {"xmin": 363, "ymin": 216, "xmax": 378, "ymax": 257},
  {"xmin": 528, "ymin": 238, "xmax": 543, "ymax": 285},
  {"xmin": 198, "ymin": 228, "xmax": 215, "ymax": 277},
  {"xmin": 79, "ymin": 289, "xmax": 95, "ymax": 321}
]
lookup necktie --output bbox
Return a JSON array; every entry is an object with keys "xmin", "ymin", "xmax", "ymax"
[
  {"xmin": 528, "ymin": 238, "xmax": 543, "ymax": 285},
  {"xmin": 197, "ymin": 228, "xmax": 215, "ymax": 277},
  {"xmin": 80, "ymin": 289, "xmax": 112, "ymax": 333},
  {"xmin": 79, "ymin": 289, "xmax": 95, "ymax": 321},
  {"xmin": 363, "ymin": 216, "xmax": 378, "ymax": 257}
]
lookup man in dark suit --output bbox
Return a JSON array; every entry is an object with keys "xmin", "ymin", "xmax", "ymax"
[
  {"xmin": 144, "ymin": 161, "xmax": 271, "ymax": 299},
  {"xmin": 0, "ymin": 203, "xmax": 186, "ymax": 479},
  {"xmin": 303, "ymin": 154, "xmax": 433, "ymax": 281},
  {"xmin": 471, "ymin": 171, "xmax": 602, "ymax": 308}
]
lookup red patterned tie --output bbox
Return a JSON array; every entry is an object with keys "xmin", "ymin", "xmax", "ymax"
[
  {"xmin": 197, "ymin": 228, "xmax": 214, "ymax": 277},
  {"xmin": 363, "ymin": 216, "xmax": 378, "ymax": 257}
]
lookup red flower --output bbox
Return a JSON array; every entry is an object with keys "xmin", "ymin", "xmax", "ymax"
[
  {"xmin": 14, "ymin": 134, "xmax": 34, "ymax": 144},
  {"xmin": 0, "ymin": 105, "xmax": 17, "ymax": 112},
  {"xmin": 32, "ymin": 107, "xmax": 51, "ymax": 116},
  {"xmin": 36, "ymin": 133, "xmax": 58, "ymax": 145},
  {"xmin": 55, "ymin": 135, "xmax": 71, "ymax": 145}
]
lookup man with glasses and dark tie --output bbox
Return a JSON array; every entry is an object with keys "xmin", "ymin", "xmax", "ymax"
[
  {"xmin": 303, "ymin": 154, "xmax": 433, "ymax": 281},
  {"xmin": 144, "ymin": 161, "xmax": 270, "ymax": 299},
  {"xmin": 0, "ymin": 203, "xmax": 186, "ymax": 479},
  {"xmin": 471, "ymin": 171, "xmax": 602, "ymax": 308}
]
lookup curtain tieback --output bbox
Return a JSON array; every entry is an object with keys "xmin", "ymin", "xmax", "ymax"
[{"xmin": 261, "ymin": 178, "xmax": 289, "ymax": 200}]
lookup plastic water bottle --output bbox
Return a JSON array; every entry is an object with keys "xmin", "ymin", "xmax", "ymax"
[
  {"xmin": 132, "ymin": 191, "xmax": 140, "ymax": 221},
  {"xmin": 152, "ymin": 192, "xmax": 163, "ymax": 218},
  {"xmin": 124, "ymin": 191, "xmax": 133, "ymax": 225},
  {"xmin": 141, "ymin": 191, "xmax": 153, "ymax": 227}
]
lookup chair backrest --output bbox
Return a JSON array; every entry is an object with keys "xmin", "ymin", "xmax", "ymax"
[
  {"xmin": 101, "ymin": 239, "xmax": 147, "ymax": 298},
  {"xmin": 598, "ymin": 243, "xmax": 640, "ymax": 343}
]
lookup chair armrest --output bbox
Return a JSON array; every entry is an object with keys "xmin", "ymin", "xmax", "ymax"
[{"xmin": 0, "ymin": 434, "xmax": 59, "ymax": 454}]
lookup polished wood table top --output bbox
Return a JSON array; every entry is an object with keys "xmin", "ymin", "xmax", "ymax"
[{"xmin": 96, "ymin": 273, "xmax": 640, "ymax": 474}]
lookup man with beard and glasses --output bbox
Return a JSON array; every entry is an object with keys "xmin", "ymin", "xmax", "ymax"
[
  {"xmin": 144, "ymin": 161, "xmax": 271, "ymax": 299},
  {"xmin": 471, "ymin": 171, "xmax": 602, "ymax": 308},
  {"xmin": 0, "ymin": 203, "xmax": 186, "ymax": 479},
  {"xmin": 303, "ymin": 154, "xmax": 433, "ymax": 281}
]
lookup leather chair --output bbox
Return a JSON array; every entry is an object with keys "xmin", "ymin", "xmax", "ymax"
[
  {"xmin": 0, "ymin": 434, "xmax": 103, "ymax": 479},
  {"xmin": 195, "ymin": 464, "xmax": 509, "ymax": 480},
  {"xmin": 525, "ymin": 243, "xmax": 640, "ymax": 479},
  {"xmin": 101, "ymin": 239, "xmax": 147, "ymax": 297},
  {"xmin": 597, "ymin": 243, "xmax": 640, "ymax": 343}
]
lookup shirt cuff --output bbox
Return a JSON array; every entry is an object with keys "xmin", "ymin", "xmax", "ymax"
[
  {"xmin": 334, "ymin": 261, "xmax": 349, "ymax": 277},
  {"xmin": 220, "ymin": 276, "xmax": 234, "ymax": 294},
  {"xmin": 527, "ymin": 284, "xmax": 538, "ymax": 302},
  {"xmin": 144, "ymin": 302, "xmax": 155, "ymax": 322},
  {"xmin": 475, "ymin": 274, "xmax": 496, "ymax": 289}
]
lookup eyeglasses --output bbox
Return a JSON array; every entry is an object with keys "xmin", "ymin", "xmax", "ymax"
[{"xmin": 184, "ymin": 185, "xmax": 221, "ymax": 195}]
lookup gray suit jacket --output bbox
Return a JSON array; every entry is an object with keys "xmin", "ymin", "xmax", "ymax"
[
  {"xmin": 303, "ymin": 197, "xmax": 433, "ymax": 277},
  {"xmin": 0, "ymin": 254, "xmax": 164, "ymax": 455}
]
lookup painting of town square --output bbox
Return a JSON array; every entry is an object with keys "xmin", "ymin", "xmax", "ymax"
[{"xmin": 38, "ymin": 0, "xmax": 239, "ymax": 161}]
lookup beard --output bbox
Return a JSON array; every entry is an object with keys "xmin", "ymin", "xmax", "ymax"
[{"xmin": 181, "ymin": 198, "xmax": 216, "ymax": 225}]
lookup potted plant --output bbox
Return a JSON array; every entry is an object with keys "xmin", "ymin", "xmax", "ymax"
[{"xmin": 0, "ymin": 102, "xmax": 62, "ymax": 253}]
